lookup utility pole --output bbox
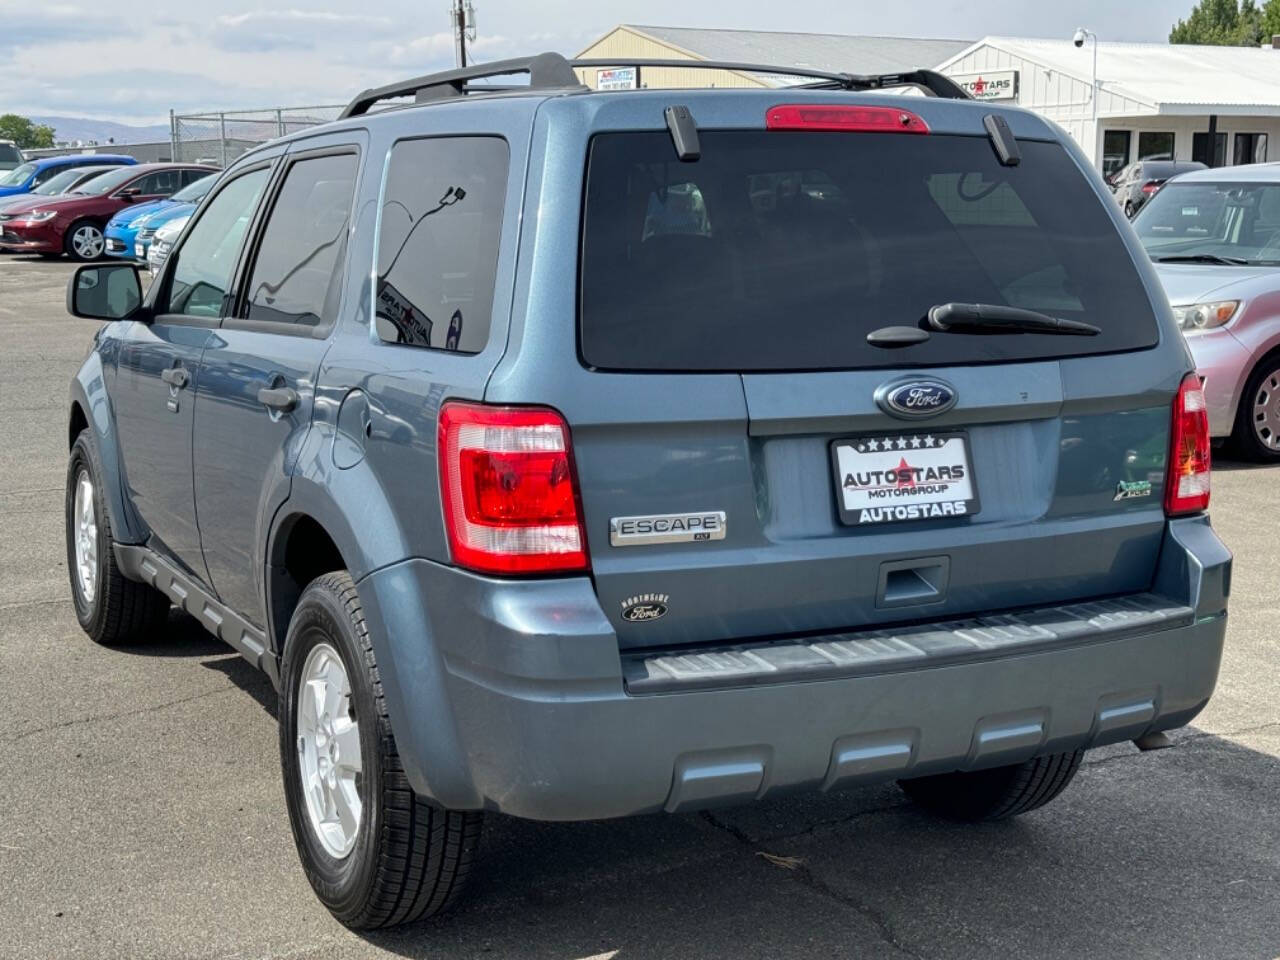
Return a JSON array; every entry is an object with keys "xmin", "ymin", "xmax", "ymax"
[{"xmin": 452, "ymin": 1, "xmax": 476, "ymax": 69}]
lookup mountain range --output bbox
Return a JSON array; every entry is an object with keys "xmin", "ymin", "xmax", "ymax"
[{"xmin": 29, "ymin": 115, "xmax": 171, "ymax": 146}]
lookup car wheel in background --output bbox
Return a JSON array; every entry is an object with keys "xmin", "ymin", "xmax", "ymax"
[
  {"xmin": 1232, "ymin": 354, "xmax": 1280, "ymax": 462},
  {"xmin": 898, "ymin": 750, "xmax": 1084, "ymax": 821},
  {"xmin": 65, "ymin": 430, "xmax": 170, "ymax": 644},
  {"xmin": 64, "ymin": 220, "xmax": 105, "ymax": 261},
  {"xmin": 1124, "ymin": 201, "xmax": 1135, "ymax": 218},
  {"xmin": 279, "ymin": 571, "xmax": 482, "ymax": 929}
]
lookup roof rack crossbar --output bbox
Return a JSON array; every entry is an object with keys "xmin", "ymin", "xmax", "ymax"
[
  {"xmin": 570, "ymin": 59, "xmax": 969, "ymax": 99},
  {"xmin": 339, "ymin": 52, "xmax": 587, "ymax": 118},
  {"xmin": 338, "ymin": 53, "xmax": 970, "ymax": 120}
]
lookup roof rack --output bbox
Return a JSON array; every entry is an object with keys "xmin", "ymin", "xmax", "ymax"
[
  {"xmin": 339, "ymin": 53, "xmax": 588, "ymax": 118},
  {"xmin": 338, "ymin": 51, "xmax": 969, "ymax": 119}
]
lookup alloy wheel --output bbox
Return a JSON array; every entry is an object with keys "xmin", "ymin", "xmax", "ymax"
[
  {"xmin": 72, "ymin": 470, "xmax": 98, "ymax": 605},
  {"xmin": 297, "ymin": 642, "xmax": 363, "ymax": 858},
  {"xmin": 71, "ymin": 225, "xmax": 104, "ymax": 260}
]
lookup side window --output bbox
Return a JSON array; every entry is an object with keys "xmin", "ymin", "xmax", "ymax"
[
  {"xmin": 180, "ymin": 168, "xmax": 207, "ymax": 188},
  {"xmin": 128, "ymin": 171, "xmax": 178, "ymax": 196},
  {"xmin": 241, "ymin": 152, "xmax": 358, "ymax": 329},
  {"xmin": 31, "ymin": 167, "xmax": 61, "ymax": 187},
  {"xmin": 164, "ymin": 168, "xmax": 270, "ymax": 319},
  {"xmin": 375, "ymin": 136, "xmax": 509, "ymax": 352}
]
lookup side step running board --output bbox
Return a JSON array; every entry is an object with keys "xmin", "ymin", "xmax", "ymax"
[
  {"xmin": 624, "ymin": 594, "xmax": 1194, "ymax": 694},
  {"xmin": 114, "ymin": 543, "xmax": 279, "ymax": 688}
]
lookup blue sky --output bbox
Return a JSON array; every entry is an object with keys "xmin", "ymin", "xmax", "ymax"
[{"xmin": 0, "ymin": 0, "xmax": 1198, "ymax": 124}]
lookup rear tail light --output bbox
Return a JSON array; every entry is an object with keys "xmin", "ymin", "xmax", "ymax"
[
  {"xmin": 1164, "ymin": 373, "xmax": 1211, "ymax": 516},
  {"xmin": 438, "ymin": 401, "xmax": 589, "ymax": 575},
  {"xmin": 1141, "ymin": 181, "xmax": 1163, "ymax": 195},
  {"xmin": 765, "ymin": 104, "xmax": 929, "ymax": 134}
]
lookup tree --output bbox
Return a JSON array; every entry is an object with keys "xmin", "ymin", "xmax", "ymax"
[
  {"xmin": 0, "ymin": 114, "xmax": 55, "ymax": 149},
  {"xmin": 1170, "ymin": 0, "xmax": 1267, "ymax": 44},
  {"xmin": 1261, "ymin": 0, "xmax": 1280, "ymax": 41}
]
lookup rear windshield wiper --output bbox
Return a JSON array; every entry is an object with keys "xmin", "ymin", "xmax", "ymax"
[
  {"xmin": 928, "ymin": 302, "xmax": 1101, "ymax": 336},
  {"xmin": 1153, "ymin": 254, "xmax": 1250, "ymax": 265}
]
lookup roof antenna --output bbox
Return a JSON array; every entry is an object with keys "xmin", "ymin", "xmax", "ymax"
[{"xmin": 664, "ymin": 105, "xmax": 700, "ymax": 161}]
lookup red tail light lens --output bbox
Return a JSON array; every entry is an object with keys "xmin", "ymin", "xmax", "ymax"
[
  {"xmin": 1141, "ymin": 181, "xmax": 1161, "ymax": 195},
  {"xmin": 1165, "ymin": 373, "xmax": 1211, "ymax": 516},
  {"xmin": 765, "ymin": 104, "xmax": 929, "ymax": 134},
  {"xmin": 438, "ymin": 402, "xmax": 589, "ymax": 574}
]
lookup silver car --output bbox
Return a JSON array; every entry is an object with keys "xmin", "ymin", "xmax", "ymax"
[{"xmin": 1133, "ymin": 162, "xmax": 1280, "ymax": 459}]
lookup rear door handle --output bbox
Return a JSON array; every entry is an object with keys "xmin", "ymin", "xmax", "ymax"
[
  {"xmin": 258, "ymin": 386, "xmax": 298, "ymax": 413},
  {"xmin": 160, "ymin": 367, "xmax": 189, "ymax": 389}
]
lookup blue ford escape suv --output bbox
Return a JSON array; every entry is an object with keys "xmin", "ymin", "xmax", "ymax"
[{"xmin": 63, "ymin": 54, "xmax": 1231, "ymax": 929}]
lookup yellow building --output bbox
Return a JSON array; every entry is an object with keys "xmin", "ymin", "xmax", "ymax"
[{"xmin": 575, "ymin": 24, "xmax": 973, "ymax": 90}]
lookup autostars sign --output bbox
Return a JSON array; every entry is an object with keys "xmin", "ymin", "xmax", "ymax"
[{"xmin": 951, "ymin": 70, "xmax": 1019, "ymax": 101}]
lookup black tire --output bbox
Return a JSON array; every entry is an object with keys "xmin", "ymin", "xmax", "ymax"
[
  {"xmin": 65, "ymin": 430, "xmax": 170, "ymax": 645},
  {"xmin": 63, "ymin": 219, "xmax": 104, "ymax": 262},
  {"xmin": 279, "ymin": 571, "xmax": 482, "ymax": 929},
  {"xmin": 1124, "ymin": 201, "xmax": 1135, "ymax": 218},
  {"xmin": 898, "ymin": 750, "xmax": 1084, "ymax": 822},
  {"xmin": 1230, "ymin": 354, "xmax": 1280, "ymax": 462}
]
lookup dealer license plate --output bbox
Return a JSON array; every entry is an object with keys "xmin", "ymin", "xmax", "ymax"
[
  {"xmin": 134, "ymin": 243, "xmax": 144, "ymax": 258},
  {"xmin": 831, "ymin": 431, "xmax": 979, "ymax": 526}
]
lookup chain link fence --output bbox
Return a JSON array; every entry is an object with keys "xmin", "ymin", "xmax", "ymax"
[{"xmin": 170, "ymin": 105, "xmax": 345, "ymax": 166}]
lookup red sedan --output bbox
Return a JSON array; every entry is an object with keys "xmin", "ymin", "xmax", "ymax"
[{"xmin": 0, "ymin": 162, "xmax": 216, "ymax": 261}]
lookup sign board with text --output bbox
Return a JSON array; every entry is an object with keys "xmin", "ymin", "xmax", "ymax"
[{"xmin": 951, "ymin": 70, "xmax": 1019, "ymax": 101}]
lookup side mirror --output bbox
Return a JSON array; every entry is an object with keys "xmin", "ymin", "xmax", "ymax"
[
  {"xmin": 118, "ymin": 187, "xmax": 141, "ymax": 201},
  {"xmin": 67, "ymin": 263, "xmax": 143, "ymax": 321}
]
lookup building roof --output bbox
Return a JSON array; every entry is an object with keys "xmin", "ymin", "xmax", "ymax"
[
  {"xmin": 616, "ymin": 25, "xmax": 973, "ymax": 77},
  {"xmin": 948, "ymin": 36, "xmax": 1280, "ymax": 114}
]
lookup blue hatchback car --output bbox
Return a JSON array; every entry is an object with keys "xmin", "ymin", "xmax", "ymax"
[
  {"xmin": 104, "ymin": 172, "xmax": 217, "ymax": 259},
  {"xmin": 0, "ymin": 153, "xmax": 136, "ymax": 198}
]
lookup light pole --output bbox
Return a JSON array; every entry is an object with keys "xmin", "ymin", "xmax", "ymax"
[{"xmin": 1073, "ymin": 27, "xmax": 1099, "ymax": 166}]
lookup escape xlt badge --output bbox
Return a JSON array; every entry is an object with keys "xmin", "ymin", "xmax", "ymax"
[{"xmin": 620, "ymin": 594, "xmax": 669, "ymax": 622}]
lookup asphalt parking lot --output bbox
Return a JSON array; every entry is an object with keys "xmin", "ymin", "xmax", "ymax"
[{"xmin": 2, "ymin": 254, "xmax": 1279, "ymax": 960}]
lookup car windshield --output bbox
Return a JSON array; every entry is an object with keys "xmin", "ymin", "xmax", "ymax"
[
  {"xmin": 1135, "ymin": 181, "xmax": 1280, "ymax": 264},
  {"xmin": 33, "ymin": 168, "xmax": 92, "ymax": 195},
  {"xmin": 171, "ymin": 174, "xmax": 216, "ymax": 203},
  {"xmin": 72, "ymin": 166, "xmax": 140, "ymax": 196},
  {"xmin": 0, "ymin": 162, "xmax": 36, "ymax": 186}
]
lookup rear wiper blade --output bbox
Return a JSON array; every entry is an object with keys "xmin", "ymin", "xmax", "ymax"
[
  {"xmin": 927, "ymin": 302, "xmax": 1101, "ymax": 336},
  {"xmin": 1154, "ymin": 254, "xmax": 1250, "ymax": 265}
]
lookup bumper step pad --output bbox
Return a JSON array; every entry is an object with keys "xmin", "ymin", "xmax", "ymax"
[{"xmin": 624, "ymin": 593, "xmax": 1193, "ymax": 693}]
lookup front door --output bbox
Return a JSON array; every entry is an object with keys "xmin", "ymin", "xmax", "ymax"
[
  {"xmin": 117, "ymin": 163, "xmax": 275, "ymax": 579},
  {"xmin": 112, "ymin": 319, "xmax": 212, "ymax": 575},
  {"xmin": 194, "ymin": 147, "xmax": 360, "ymax": 625}
]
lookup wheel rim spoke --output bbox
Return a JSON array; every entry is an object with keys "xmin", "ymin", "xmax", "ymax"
[{"xmin": 296, "ymin": 641, "xmax": 363, "ymax": 858}]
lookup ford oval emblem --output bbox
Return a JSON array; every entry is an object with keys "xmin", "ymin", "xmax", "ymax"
[{"xmin": 875, "ymin": 378, "xmax": 957, "ymax": 420}]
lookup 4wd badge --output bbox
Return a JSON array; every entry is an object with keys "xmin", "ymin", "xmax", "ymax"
[{"xmin": 621, "ymin": 594, "xmax": 669, "ymax": 622}]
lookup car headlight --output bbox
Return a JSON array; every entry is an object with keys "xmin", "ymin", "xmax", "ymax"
[
  {"xmin": 20, "ymin": 210, "xmax": 57, "ymax": 223},
  {"xmin": 1171, "ymin": 300, "xmax": 1240, "ymax": 330}
]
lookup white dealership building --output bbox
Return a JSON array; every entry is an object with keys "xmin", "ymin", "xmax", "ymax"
[
  {"xmin": 936, "ymin": 37, "xmax": 1280, "ymax": 179},
  {"xmin": 578, "ymin": 26, "xmax": 1280, "ymax": 178}
]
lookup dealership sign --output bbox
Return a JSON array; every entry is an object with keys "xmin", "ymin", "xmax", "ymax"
[
  {"xmin": 597, "ymin": 67, "xmax": 638, "ymax": 90},
  {"xmin": 952, "ymin": 70, "xmax": 1019, "ymax": 101}
]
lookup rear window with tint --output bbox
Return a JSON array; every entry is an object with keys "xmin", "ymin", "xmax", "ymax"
[{"xmin": 579, "ymin": 131, "xmax": 1158, "ymax": 371}]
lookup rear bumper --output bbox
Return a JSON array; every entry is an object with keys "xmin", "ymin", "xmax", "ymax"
[{"xmin": 357, "ymin": 516, "xmax": 1230, "ymax": 821}]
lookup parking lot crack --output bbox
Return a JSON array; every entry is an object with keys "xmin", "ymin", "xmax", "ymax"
[
  {"xmin": 701, "ymin": 810, "xmax": 925, "ymax": 958},
  {"xmin": 2, "ymin": 685, "xmax": 239, "ymax": 745}
]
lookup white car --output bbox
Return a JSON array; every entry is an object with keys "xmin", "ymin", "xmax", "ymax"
[{"xmin": 146, "ymin": 213, "xmax": 189, "ymax": 274}]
